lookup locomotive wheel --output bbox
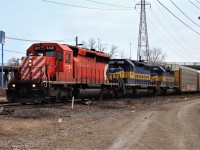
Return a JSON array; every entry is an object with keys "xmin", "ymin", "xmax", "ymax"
[
  {"xmin": 116, "ymin": 90, "xmax": 123, "ymax": 99},
  {"xmin": 42, "ymin": 98, "xmax": 49, "ymax": 104}
]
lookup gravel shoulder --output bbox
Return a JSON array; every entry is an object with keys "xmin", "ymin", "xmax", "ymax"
[
  {"xmin": 109, "ymin": 99, "xmax": 200, "ymax": 149},
  {"xmin": 0, "ymin": 96, "xmax": 7, "ymax": 102},
  {"xmin": 0, "ymin": 95, "xmax": 200, "ymax": 149}
]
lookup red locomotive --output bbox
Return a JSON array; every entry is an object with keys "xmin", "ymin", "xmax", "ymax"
[{"xmin": 6, "ymin": 43, "xmax": 109, "ymax": 103}]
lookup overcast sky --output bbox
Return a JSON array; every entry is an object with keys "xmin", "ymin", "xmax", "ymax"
[{"xmin": 0, "ymin": 0, "xmax": 200, "ymax": 63}]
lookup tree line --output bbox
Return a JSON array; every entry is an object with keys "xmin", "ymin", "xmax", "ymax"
[{"xmin": 7, "ymin": 38, "xmax": 166, "ymax": 66}]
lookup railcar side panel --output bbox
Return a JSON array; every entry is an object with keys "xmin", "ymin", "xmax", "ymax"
[{"xmin": 178, "ymin": 67, "xmax": 198, "ymax": 92}]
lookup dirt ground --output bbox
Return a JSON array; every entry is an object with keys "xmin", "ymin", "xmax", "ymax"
[
  {"xmin": 0, "ymin": 97, "xmax": 6, "ymax": 102},
  {"xmin": 1, "ymin": 95, "xmax": 200, "ymax": 149}
]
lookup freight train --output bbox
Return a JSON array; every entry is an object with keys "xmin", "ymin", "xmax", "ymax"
[{"xmin": 5, "ymin": 43, "xmax": 200, "ymax": 104}]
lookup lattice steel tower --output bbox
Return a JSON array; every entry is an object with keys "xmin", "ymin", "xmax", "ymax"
[{"xmin": 136, "ymin": 0, "xmax": 151, "ymax": 61}]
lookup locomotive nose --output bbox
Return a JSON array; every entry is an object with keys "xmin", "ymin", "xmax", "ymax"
[{"xmin": 21, "ymin": 56, "xmax": 47, "ymax": 80}]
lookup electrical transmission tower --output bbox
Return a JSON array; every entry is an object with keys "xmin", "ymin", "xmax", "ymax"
[{"xmin": 136, "ymin": 0, "xmax": 151, "ymax": 62}]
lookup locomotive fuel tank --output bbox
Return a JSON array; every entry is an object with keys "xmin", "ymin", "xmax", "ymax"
[
  {"xmin": 73, "ymin": 89, "xmax": 102, "ymax": 99},
  {"xmin": 135, "ymin": 89, "xmax": 154, "ymax": 96}
]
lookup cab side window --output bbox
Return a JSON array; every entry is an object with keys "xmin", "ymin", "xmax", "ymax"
[
  {"xmin": 27, "ymin": 51, "xmax": 33, "ymax": 56},
  {"xmin": 66, "ymin": 53, "xmax": 71, "ymax": 63},
  {"xmin": 57, "ymin": 51, "xmax": 62, "ymax": 60}
]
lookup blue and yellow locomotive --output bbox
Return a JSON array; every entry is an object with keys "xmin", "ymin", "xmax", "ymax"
[
  {"xmin": 109, "ymin": 59, "xmax": 154, "ymax": 96},
  {"xmin": 108, "ymin": 59, "xmax": 177, "ymax": 96},
  {"xmin": 150, "ymin": 65, "xmax": 177, "ymax": 95}
]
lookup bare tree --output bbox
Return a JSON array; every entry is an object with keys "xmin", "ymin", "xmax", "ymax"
[
  {"xmin": 98, "ymin": 39, "xmax": 107, "ymax": 52},
  {"xmin": 193, "ymin": 62, "xmax": 198, "ymax": 65},
  {"xmin": 88, "ymin": 38, "xmax": 96, "ymax": 49},
  {"xmin": 7, "ymin": 57, "xmax": 19, "ymax": 66},
  {"xmin": 109, "ymin": 44, "xmax": 118, "ymax": 58},
  {"xmin": 82, "ymin": 38, "xmax": 119, "ymax": 58},
  {"xmin": 81, "ymin": 40, "xmax": 88, "ymax": 49},
  {"xmin": 148, "ymin": 48, "xmax": 166, "ymax": 65},
  {"xmin": 119, "ymin": 50, "xmax": 125, "ymax": 59}
]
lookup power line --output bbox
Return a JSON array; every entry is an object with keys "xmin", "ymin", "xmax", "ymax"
[
  {"xmin": 5, "ymin": 50, "xmax": 26, "ymax": 54},
  {"xmin": 6, "ymin": 36, "xmax": 44, "ymax": 43},
  {"xmin": 148, "ymin": 17, "xmax": 197, "ymax": 61},
  {"xmin": 196, "ymin": 0, "xmax": 200, "ymax": 4},
  {"xmin": 135, "ymin": 6, "xmax": 200, "ymax": 61},
  {"xmin": 86, "ymin": 0, "xmax": 133, "ymax": 8},
  {"xmin": 189, "ymin": 0, "xmax": 200, "ymax": 10},
  {"xmin": 151, "ymin": 1, "xmax": 200, "ymax": 59},
  {"xmin": 157, "ymin": 0, "xmax": 200, "ymax": 35},
  {"xmin": 143, "ymin": 11, "xmax": 191, "ymax": 61},
  {"xmin": 0, "ymin": 49, "xmax": 26, "ymax": 54},
  {"xmin": 150, "ymin": 9, "xmax": 199, "ymax": 58},
  {"xmin": 170, "ymin": 0, "xmax": 200, "ymax": 28},
  {"xmin": 150, "ymin": 9, "xmax": 200, "ymax": 59},
  {"xmin": 153, "ymin": 0, "xmax": 200, "ymax": 53},
  {"xmin": 6, "ymin": 36, "xmax": 75, "ymax": 43},
  {"xmin": 41, "ymin": 0, "xmax": 133, "ymax": 10},
  {"xmin": 50, "ymin": 39, "xmax": 75, "ymax": 42}
]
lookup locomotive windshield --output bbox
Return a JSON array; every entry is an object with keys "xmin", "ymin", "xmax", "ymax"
[
  {"xmin": 27, "ymin": 50, "xmax": 55, "ymax": 57},
  {"xmin": 27, "ymin": 45, "xmax": 56, "ymax": 57},
  {"xmin": 27, "ymin": 51, "xmax": 33, "ymax": 56},
  {"xmin": 36, "ymin": 51, "xmax": 55, "ymax": 57},
  {"xmin": 150, "ymin": 66, "xmax": 166, "ymax": 75}
]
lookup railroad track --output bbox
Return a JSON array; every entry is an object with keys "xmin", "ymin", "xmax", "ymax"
[
  {"xmin": 0, "ymin": 102, "xmax": 19, "ymax": 107},
  {"xmin": 0, "ymin": 101, "xmax": 75, "ymax": 110},
  {"xmin": 0, "ymin": 97, "xmax": 93, "ymax": 109},
  {"xmin": 1, "ymin": 93, "xmax": 200, "ymax": 110}
]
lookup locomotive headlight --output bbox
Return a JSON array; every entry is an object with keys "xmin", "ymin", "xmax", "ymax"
[
  {"xmin": 32, "ymin": 84, "xmax": 36, "ymax": 88},
  {"xmin": 29, "ymin": 59, "xmax": 32, "ymax": 66},
  {"xmin": 12, "ymin": 84, "xmax": 16, "ymax": 88}
]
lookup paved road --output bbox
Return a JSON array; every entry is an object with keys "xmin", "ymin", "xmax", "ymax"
[{"xmin": 109, "ymin": 99, "xmax": 200, "ymax": 149}]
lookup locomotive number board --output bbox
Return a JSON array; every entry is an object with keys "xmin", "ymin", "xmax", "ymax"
[{"xmin": 34, "ymin": 46, "xmax": 56, "ymax": 50}]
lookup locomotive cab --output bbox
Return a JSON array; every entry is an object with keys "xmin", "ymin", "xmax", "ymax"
[
  {"xmin": 25, "ymin": 43, "xmax": 73, "ymax": 82},
  {"xmin": 109, "ymin": 59, "xmax": 126, "ymax": 83},
  {"xmin": 150, "ymin": 66, "xmax": 175, "ymax": 87},
  {"xmin": 150, "ymin": 65, "xmax": 176, "ymax": 95}
]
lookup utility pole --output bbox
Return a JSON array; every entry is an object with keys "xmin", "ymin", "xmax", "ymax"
[
  {"xmin": 0, "ymin": 31, "xmax": 5, "ymax": 87},
  {"xmin": 136, "ymin": 0, "xmax": 151, "ymax": 62},
  {"xmin": 98, "ymin": 38, "xmax": 100, "ymax": 51},
  {"xmin": 75, "ymin": 36, "xmax": 83, "ymax": 47},
  {"xmin": 75, "ymin": 36, "xmax": 78, "ymax": 46},
  {"xmin": 130, "ymin": 43, "xmax": 132, "ymax": 60}
]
